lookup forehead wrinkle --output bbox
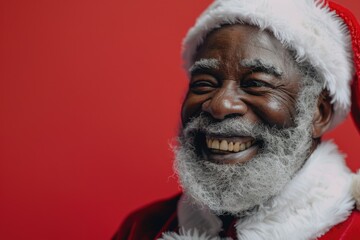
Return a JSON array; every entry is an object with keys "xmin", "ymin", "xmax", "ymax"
[
  {"xmin": 240, "ymin": 59, "xmax": 283, "ymax": 77},
  {"xmin": 189, "ymin": 58, "xmax": 220, "ymax": 73}
]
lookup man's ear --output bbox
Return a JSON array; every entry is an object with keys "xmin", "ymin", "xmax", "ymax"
[{"xmin": 312, "ymin": 90, "xmax": 333, "ymax": 138}]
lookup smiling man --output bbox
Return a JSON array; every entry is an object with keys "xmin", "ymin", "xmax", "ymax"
[
  {"xmin": 176, "ymin": 24, "xmax": 326, "ymax": 218},
  {"xmin": 113, "ymin": 0, "xmax": 360, "ymax": 239}
]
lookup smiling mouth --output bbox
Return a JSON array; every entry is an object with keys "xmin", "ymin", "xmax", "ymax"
[
  {"xmin": 206, "ymin": 136, "xmax": 256, "ymax": 153},
  {"xmin": 200, "ymin": 134, "xmax": 260, "ymax": 164}
]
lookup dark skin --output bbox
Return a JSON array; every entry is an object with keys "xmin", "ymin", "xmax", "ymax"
[{"xmin": 181, "ymin": 24, "xmax": 333, "ymax": 165}]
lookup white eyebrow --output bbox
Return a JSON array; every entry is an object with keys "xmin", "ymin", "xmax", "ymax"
[
  {"xmin": 240, "ymin": 59, "xmax": 283, "ymax": 77},
  {"xmin": 188, "ymin": 58, "xmax": 220, "ymax": 73}
]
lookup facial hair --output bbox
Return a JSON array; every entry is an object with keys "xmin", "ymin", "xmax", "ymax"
[{"xmin": 173, "ymin": 78, "xmax": 321, "ymax": 216}]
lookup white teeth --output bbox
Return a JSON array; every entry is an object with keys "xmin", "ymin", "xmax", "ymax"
[
  {"xmin": 234, "ymin": 142, "xmax": 240, "ymax": 152},
  {"xmin": 228, "ymin": 142, "xmax": 234, "ymax": 151},
  {"xmin": 240, "ymin": 143, "xmax": 245, "ymax": 151},
  {"xmin": 211, "ymin": 140, "xmax": 220, "ymax": 149},
  {"xmin": 206, "ymin": 138, "xmax": 255, "ymax": 153},
  {"xmin": 220, "ymin": 140, "xmax": 228, "ymax": 151}
]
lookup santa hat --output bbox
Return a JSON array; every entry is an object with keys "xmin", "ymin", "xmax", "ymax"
[{"xmin": 182, "ymin": 0, "xmax": 360, "ymax": 133}]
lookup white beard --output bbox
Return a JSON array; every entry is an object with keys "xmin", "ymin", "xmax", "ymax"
[{"xmin": 174, "ymin": 113, "xmax": 314, "ymax": 216}]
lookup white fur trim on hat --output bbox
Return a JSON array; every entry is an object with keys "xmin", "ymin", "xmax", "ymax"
[{"xmin": 182, "ymin": 0, "xmax": 355, "ymax": 130}]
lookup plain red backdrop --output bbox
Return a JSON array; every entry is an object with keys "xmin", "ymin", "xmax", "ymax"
[{"xmin": 0, "ymin": 0, "xmax": 359, "ymax": 239}]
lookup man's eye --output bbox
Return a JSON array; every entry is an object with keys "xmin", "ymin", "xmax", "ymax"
[
  {"xmin": 241, "ymin": 79, "xmax": 271, "ymax": 88},
  {"xmin": 190, "ymin": 80, "xmax": 216, "ymax": 94}
]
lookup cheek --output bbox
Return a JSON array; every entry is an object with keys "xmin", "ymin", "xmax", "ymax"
[
  {"xmin": 267, "ymin": 99, "xmax": 282, "ymax": 111},
  {"xmin": 181, "ymin": 93, "xmax": 201, "ymax": 126},
  {"xmin": 253, "ymin": 96, "xmax": 297, "ymax": 127},
  {"xmin": 181, "ymin": 94, "xmax": 205, "ymax": 125}
]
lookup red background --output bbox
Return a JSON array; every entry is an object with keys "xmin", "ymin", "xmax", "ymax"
[{"xmin": 0, "ymin": 0, "xmax": 359, "ymax": 239}]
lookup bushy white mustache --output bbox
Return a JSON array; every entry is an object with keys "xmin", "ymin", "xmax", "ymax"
[{"xmin": 181, "ymin": 114, "xmax": 306, "ymax": 157}]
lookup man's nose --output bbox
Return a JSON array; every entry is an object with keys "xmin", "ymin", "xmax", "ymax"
[{"xmin": 202, "ymin": 81, "xmax": 248, "ymax": 120}]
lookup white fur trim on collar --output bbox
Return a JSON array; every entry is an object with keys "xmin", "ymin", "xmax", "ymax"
[
  {"xmin": 182, "ymin": 0, "xmax": 354, "ymax": 130},
  {"xmin": 352, "ymin": 170, "xmax": 360, "ymax": 210},
  {"xmin": 161, "ymin": 141, "xmax": 355, "ymax": 240}
]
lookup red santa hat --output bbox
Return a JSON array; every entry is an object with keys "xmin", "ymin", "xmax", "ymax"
[{"xmin": 182, "ymin": 0, "xmax": 360, "ymax": 133}]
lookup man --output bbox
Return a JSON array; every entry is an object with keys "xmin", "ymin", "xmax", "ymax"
[{"xmin": 113, "ymin": 0, "xmax": 360, "ymax": 239}]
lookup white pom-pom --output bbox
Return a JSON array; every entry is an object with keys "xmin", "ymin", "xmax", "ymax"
[{"xmin": 352, "ymin": 170, "xmax": 360, "ymax": 210}]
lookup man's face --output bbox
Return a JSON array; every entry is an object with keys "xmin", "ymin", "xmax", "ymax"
[
  {"xmin": 181, "ymin": 24, "xmax": 302, "ymax": 165},
  {"xmin": 175, "ymin": 24, "xmax": 320, "ymax": 215}
]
